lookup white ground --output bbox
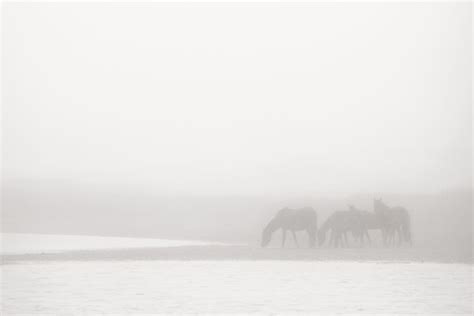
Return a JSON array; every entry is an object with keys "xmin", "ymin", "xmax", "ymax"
[
  {"xmin": 1, "ymin": 234, "xmax": 472, "ymax": 314},
  {"xmin": 2, "ymin": 261, "xmax": 472, "ymax": 314}
]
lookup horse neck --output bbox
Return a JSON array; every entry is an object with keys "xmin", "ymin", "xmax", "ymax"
[
  {"xmin": 376, "ymin": 202, "xmax": 389, "ymax": 212},
  {"xmin": 369, "ymin": 212, "xmax": 385, "ymax": 227},
  {"xmin": 264, "ymin": 216, "xmax": 282, "ymax": 234},
  {"xmin": 319, "ymin": 217, "xmax": 333, "ymax": 233}
]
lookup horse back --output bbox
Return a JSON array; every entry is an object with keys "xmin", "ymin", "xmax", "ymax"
[
  {"xmin": 277, "ymin": 207, "xmax": 317, "ymax": 230},
  {"xmin": 392, "ymin": 206, "xmax": 410, "ymax": 218},
  {"xmin": 360, "ymin": 212, "xmax": 384, "ymax": 229}
]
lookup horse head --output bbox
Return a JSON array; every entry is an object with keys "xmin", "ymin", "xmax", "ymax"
[
  {"xmin": 373, "ymin": 198, "xmax": 386, "ymax": 213},
  {"xmin": 261, "ymin": 224, "xmax": 273, "ymax": 247}
]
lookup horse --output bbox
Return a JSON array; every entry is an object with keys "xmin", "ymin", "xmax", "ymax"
[
  {"xmin": 347, "ymin": 205, "xmax": 385, "ymax": 246},
  {"xmin": 318, "ymin": 210, "xmax": 362, "ymax": 248},
  {"xmin": 373, "ymin": 199, "xmax": 412, "ymax": 246},
  {"xmin": 261, "ymin": 207, "xmax": 318, "ymax": 248}
]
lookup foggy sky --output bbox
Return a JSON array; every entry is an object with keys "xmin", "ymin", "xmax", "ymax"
[{"xmin": 2, "ymin": 3, "xmax": 472, "ymax": 196}]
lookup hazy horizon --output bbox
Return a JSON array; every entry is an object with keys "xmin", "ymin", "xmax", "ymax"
[{"xmin": 2, "ymin": 175, "xmax": 472, "ymax": 199}]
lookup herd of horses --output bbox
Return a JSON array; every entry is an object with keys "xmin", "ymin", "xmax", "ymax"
[{"xmin": 261, "ymin": 199, "xmax": 412, "ymax": 248}]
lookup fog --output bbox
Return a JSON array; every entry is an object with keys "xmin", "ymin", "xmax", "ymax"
[
  {"xmin": 3, "ymin": 3, "xmax": 471, "ymax": 197},
  {"xmin": 1, "ymin": 2, "xmax": 472, "ymax": 257},
  {"xmin": 2, "ymin": 3, "xmax": 473, "ymax": 314}
]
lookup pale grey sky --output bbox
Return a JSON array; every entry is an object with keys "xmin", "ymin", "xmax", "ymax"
[{"xmin": 2, "ymin": 3, "xmax": 472, "ymax": 196}]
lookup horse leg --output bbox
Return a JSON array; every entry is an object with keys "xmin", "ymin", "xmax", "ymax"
[
  {"xmin": 397, "ymin": 227, "xmax": 402, "ymax": 246},
  {"xmin": 281, "ymin": 229, "xmax": 287, "ymax": 248},
  {"xmin": 355, "ymin": 230, "xmax": 362, "ymax": 247},
  {"xmin": 385, "ymin": 229, "xmax": 390, "ymax": 246},
  {"xmin": 343, "ymin": 232, "xmax": 348, "ymax": 248},
  {"xmin": 390, "ymin": 229, "xmax": 396, "ymax": 246},
  {"xmin": 406, "ymin": 229, "xmax": 412, "ymax": 246},
  {"xmin": 307, "ymin": 229, "xmax": 316, "ymax": 248},
  {"xmin": 351, "ymin": 230, "xmax": 358, "ymax": 244},
  {"xmin": 353, "ymin": 230, "xmax": 361, "ymax": 246},
  {"xmin": 337, "ymin": 231, "xmax": 344, "ymax": 248},
  {"xmin": 365, "ymin": 230, "xmax": 371, "ymax": 245},
  {"xmin": 390, "ymin": 228, "xmax": 397, "ymax": 247},
  {"xmin": 387, "ymin": 229, "xmax": 392, "ymax": 246},
  {"xmin": 389, "ymin": 229, "xmax": 394, "ymax": 246},
  {"xmin": 331, "ymin": 231, "xmax": 337, "ymax": 248},
  {"xmin": 292, "ymin": 231, "xmax": 299, "ymax": 248}
]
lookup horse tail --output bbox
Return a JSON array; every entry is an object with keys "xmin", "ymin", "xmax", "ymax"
[
  {"xmin": 401, "ymin": 211, "xmax": 412, "ymax": 245},
  {"xmin": 313, "ymin": 211, "xmax": 318, "ymax": 232}
]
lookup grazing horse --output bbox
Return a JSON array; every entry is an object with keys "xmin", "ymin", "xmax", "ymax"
[
  {"xmin": 318, "ymin": 211, "xmax": 362, "ymax": 248},
  {"xmin": 261, "ymin": 207, "xmax": 318, "ymax": 248},
  {"xmin": 373, "ymin": 199, "xmax": 412, "ymax": 246},
  {"xmin": 348, "ymin": 205, "xmax": 385, "ymax": 246}
]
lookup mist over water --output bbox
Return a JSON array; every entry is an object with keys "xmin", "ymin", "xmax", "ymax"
[
  {"xmin": 3, "ymin": 181, "xmax": 471, "ymax": 260},
  {"xmin": 1, "ymin": 2, "xmax": 472, "ymax": 315}
]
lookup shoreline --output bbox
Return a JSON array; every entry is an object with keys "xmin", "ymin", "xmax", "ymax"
[{"xmin": 2, "ymin": 245, "xmax": 472, "ymax": 264}]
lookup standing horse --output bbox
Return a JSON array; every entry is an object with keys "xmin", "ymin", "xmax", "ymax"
[
  {"xmin": 348, "ymin": 205, "xmax": 385, "ymax": 246},
  {"xmin": 261, "ymin": 207, "xmax": 318, "ymax": 248},
  {"xmin": 318, "ymin": 211, "xmax": 362, "ymax": 248},
  {"xmin": 373, "ymin": 199, "xmax": 412, "ymax": 246}
]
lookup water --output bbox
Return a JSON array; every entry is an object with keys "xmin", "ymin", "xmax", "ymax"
[
  {"xmin": 2, "ymin": 261, "xmax": 472, "ymax": 314},
  {"xmin": 1, "ymin": 233, "xmax": 225, "ymax": 255}
]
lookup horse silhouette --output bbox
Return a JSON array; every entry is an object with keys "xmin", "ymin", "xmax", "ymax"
[
  {"xmin": 261, "ymin": 207, "xmax": 318, "ymax": 248},
  {"xmin": 318, "ymin": 210, "xmax": 362, "ymax": 247},
  {"xmin": 373, "ymin": 199, "xmax": 412, "ymax": 246},
  {"xmin": 347, "ymin": 204, "xmax": 385, "ymax": 246}
]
